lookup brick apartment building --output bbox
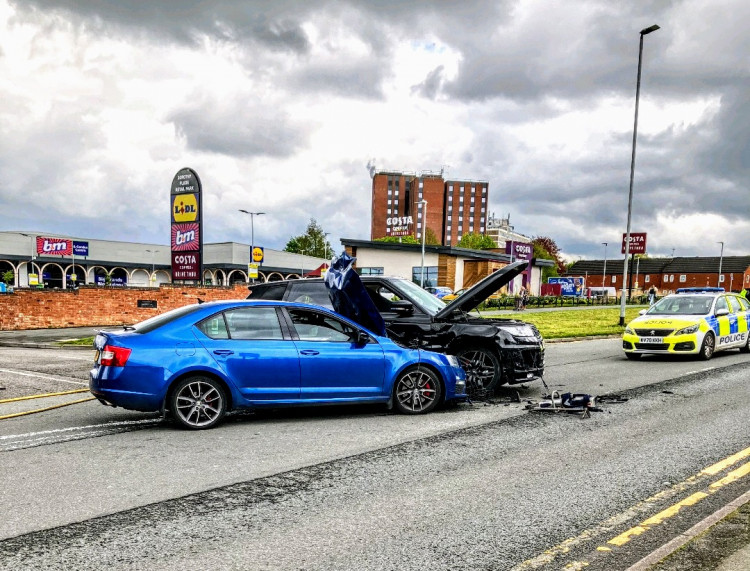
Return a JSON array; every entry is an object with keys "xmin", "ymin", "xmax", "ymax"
[{"xmin": 370, "ymin": 170, "xmax": 489, "ymax": 247}]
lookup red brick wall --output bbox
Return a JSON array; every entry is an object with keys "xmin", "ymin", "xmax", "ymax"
[{"xmin": 0, "ymin": 284, "xmax": 248, "ymax": 331}]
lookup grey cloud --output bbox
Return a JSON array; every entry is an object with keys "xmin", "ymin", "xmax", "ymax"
[{"xmin": 411, "ymin": 65, "xmax": 445, "ymax": 100}]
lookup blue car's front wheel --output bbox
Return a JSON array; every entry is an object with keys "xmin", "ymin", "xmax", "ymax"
[
  {"xmin": 393, "ymin": 366, "xmax": 442, "ymax": 415},
  {"xmin": 170, "ymin": 376, "xmax": 227, "ymax": 430}
]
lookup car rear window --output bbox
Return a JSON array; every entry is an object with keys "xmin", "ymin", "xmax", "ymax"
[
  {"xmin": 247, "ymin": 284, "xmax": 286, "ymax": 300},
  {"xmin": 133, "ymin": 304, "xmax": 202, "ymax": 333},
  {"xmin": 287, "ymin": 282, "xmax": 332, "ymax": 308}
]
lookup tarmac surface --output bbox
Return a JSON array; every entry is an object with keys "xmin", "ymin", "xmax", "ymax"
[{"xmin": 1, "ymin": 323, "xmax": 749, "ymax": 570}]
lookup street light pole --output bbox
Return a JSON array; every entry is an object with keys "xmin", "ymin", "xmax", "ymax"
[
  {"xmin": 145, "ymin": 249, "xmax": 159, "ymax": 284},
  {"xmin": 20, "ymin": 233, "xmax": 36, "ymax": 287},
  {"xmin": 239, "ymin": 210, "xmax": 265, "ymax": 283},
  {"xmin": 619, "ymin": 24, "xmax": 660, "ymax": 326},
  {"xmin": 602, "ymin": 242, "xmax": 608, "ymax": 289},
  {"xmin": 419, "ymin": 200, "xmax": 428, "ymax": 287},
  {"xmin": 717, "ymin": 241, "xmax": 724, "ymax": 288},
  {"xmin": 324, "ymin": 232, "xmax": 330, "ymax": 261}
]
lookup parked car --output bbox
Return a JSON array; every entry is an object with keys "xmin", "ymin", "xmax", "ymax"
[
  {"xmin": 622, "ymin": 287, "xmax": 750, "ymax": 360},
  {"xmin": 246, "ymin": 260, "xmax": 545, "ymax": 396},
  {"xmin": 442, "ymin": 288, "xmax": 466, "ymax": 302},
  {"xmin": 90, "ymin": 300, "xmax": 467, "ymax": 429},
  {"xmin": 426, "ymin": 286, "xmax": 453, "ymax": 299}
]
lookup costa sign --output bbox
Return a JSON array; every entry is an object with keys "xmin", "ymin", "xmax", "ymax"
[
  {"xmin": 170, "ymin": 168, "xmax": 203, "ymax": 281},
  {"xmin": 36, "ymin": 237, "xmax": 72, "ymax": 256},
  {"xmin": 621, "ymin": 232, "xmax": 647, "ymax": 255}
]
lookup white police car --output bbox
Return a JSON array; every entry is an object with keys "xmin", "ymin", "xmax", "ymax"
[{"xmin": 622, "ymin": 288, "xmax": 750, "ymax": 360}]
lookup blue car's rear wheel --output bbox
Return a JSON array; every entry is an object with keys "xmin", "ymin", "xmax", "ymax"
[
  {"xmin": 171, "ymin": 376, "xmax": 227, "ymax": 430},
  {"xmin": 393, "ymin": 366, "xmax": 442, "ymax": 414}
]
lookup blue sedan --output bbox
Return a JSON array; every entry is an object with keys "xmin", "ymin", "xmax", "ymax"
[{"xmin": 90, "ymin": 300, "xmax": 467, "ymax": 429}]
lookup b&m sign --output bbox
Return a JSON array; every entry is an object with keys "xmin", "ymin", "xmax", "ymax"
[
  {"xmin": 36, "ymin": 237, "xmax": 72, "ymax": 256},
  {"xmin": 170, "ymin": 168, "xmax": 203, "ymax": 281}
]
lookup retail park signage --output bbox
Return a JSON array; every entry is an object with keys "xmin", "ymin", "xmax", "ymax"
[
  {"xmin": 170, "ymin": 168, "xmax": 203, "ymax": 281},
  {"xmin": 387, "ymin": 216, "xmax": 413, "ymax": 236},
  {"xmin": 36, "ymin": 237, "xmax": 71, "ymax": 256},
  {"xmin": 621, "ymin": 232, "xmax": 647, "ymax": 255}
]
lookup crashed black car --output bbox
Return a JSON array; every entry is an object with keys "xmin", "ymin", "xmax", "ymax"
[{"xmin": 246, "ymin": 259, "xmax": 544, "ymax": 396}]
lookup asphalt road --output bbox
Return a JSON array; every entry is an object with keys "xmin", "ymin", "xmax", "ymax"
[{"xmin": 1, "ymin": 340, "xmax": 749, "ymax": 570}]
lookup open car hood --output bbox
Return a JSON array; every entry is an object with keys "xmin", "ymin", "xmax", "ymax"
[{"xmin": 434, "ymin": 260, "xmax": 529, "ymax": 319}]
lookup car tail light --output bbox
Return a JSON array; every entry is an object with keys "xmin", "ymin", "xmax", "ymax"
[{"xmin": 100, "ymin": 345, "xmax": 132, "ymax": 367}]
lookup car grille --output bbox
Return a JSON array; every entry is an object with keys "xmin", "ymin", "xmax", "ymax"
[
  {"xmin": 634, "ymin": 343, "xmax": 669, "ymax": 350},
  {"xmin": 635, "ymin": 329, "xmax": 673, "ymax": 337},
  {"xmin": 509, "ymin": 348, "xmax": 544, "ymax": 375}
]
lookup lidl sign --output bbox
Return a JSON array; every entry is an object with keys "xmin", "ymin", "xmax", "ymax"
[{"xmin": 251, "ymin": 246, "xmax": 264, "ymax": 264}]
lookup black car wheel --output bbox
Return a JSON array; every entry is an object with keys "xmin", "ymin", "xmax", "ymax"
[
  {"xmin": 699, "ymin": 333, "xmax": 715, "ymax": 361},
  {"xmin": 455, "ymin": 346, "xmax": 501, "ymax": 398},
  {"xmin": 171, "ymin": 376, "xmax": 227, "ymax": 430},
  {"xmin": 393, "ymin": 366, "xmax": 442, "ymax": 414},
  {"xmin": 740, "ymin": 334, "xmax": 750, "ymax": 354}
]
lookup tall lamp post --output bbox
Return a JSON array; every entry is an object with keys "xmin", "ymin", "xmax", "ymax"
[
  {"xmin": 19, "ymin": 233, "xmax": 36, "ymax": 287},
  {"xmin": 239, "ymin": 210, "xmax": 265, "ymax": 282},
  {"xmin": 323, "ymin": 232, "xmax": 330, "ymax": 261},
  {"xmin": 419, "ymin": 200, "xmax": 428, "ymax": 287},
  {"xmin": 717, "ymin": 241, "xmax": 724, "ymax": 288},
  {"xmin": 145, "ymin": 249, "xmax": 159, "ymax": 284},
  {"xmin": 619, "ymin": 24, "xmax": 660, "ymax": 326},
  {"xmin": 602, "ymin": 242, "xmax": 608, "ymax": 290}
]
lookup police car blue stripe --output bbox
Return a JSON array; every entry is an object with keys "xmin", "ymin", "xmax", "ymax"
[
  {"xmin": 729, "ymin": 314, "xmax": 738, "ymax": 334},
  {"xmin": 706, "ymin": 316, "xmax": 719, "ymax": 335}
]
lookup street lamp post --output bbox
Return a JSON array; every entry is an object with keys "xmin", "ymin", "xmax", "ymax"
[
  {"xmin": 19, "ymin": 233, "xmax": 36, "ymax": 287},
  {"xmin": 619, "ymin": 24, "xmax": 660, "ymax": 326},
  {"xmin": 602, "ymin": 242, "xmax": 608, "ymax": 289},
  {"xmin": 145, "ymin": 249, "xmax": 159, "ymax": 284},
  {"xmin": 419, "ymin": 200, "xmax": 428, "ymax": 287},
  {"xmin": 239, "ymin": 210, "xmax": 265, "ymax": 282},
  {"xmin": 324, "ymin": 233, "xmax": 330, "ymax": 261},
  {"xmin": 717, "ymin": 241, "xmax": 724, "ymax": 288}
]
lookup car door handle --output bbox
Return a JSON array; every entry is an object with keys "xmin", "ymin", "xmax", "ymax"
[
  {"xmin": 300, "ymin": 349, "xmax": 319, "ymax": 356},
  {"xmin": 213, "ymin": 349, "xmax": 234, "ymax": 356}
]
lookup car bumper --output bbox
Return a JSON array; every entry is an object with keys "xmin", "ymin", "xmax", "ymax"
[
  {"xmin": 621, "ymin": 332, "xmax": 700, "ymax": 355},
  {"xmin": 501, "ymin": 346, "xmax": 545, "ymax": 384},
  {"xmin": 89, "ymin": 365, "xmax": 166, "ymax": 412}
]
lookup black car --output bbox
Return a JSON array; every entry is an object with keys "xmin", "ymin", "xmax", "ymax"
[{"xmin": 247, "ymin": 260, "xmax": 544, "ymax": 396}]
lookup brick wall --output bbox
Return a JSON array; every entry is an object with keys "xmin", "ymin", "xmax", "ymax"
[{"xmin": 0, "ymin": 284, "xmax": 248, "ymax": 330}]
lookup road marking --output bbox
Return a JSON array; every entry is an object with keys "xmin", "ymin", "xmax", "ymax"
[
  {"xmin": 514, "ymin": 445, "xmax": 750, "ymax": 570},
  {"xmin": 0, "ymin": 367, "xmax": 87, "ymax": 385},
  {"xmin": 0, "ymin": 388, "xmax": 89, "ymax": 403},
  {"xmin": 0, "ymin": 397, "xmax": 96, "ymax": 420}
]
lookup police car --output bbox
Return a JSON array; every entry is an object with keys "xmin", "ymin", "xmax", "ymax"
[{"xmin": 622, "ymin": 288, "xmax": 750, "ymax": 360}]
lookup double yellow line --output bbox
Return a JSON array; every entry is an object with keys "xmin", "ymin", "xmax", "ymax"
[{"xmin": 0, "ymin": 389, "xmax": 95, "ymax": 420}]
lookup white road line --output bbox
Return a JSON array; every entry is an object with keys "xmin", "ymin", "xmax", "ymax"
[
  {"xmin": 0, "ymin": 367, "xmax": 87, "ymax": 385},
  {"xmin": 0, "ymin": 418, "xmax": 160, "ymax": 441}
]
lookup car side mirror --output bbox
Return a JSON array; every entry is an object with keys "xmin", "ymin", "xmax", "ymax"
[
  {"xmin": 390, "ymin": 300, "xmax": 414, "ymax": 316},
  {"xmin": 353, "ymin": 330, "xmax": 370, "ymax": 346},
  {"xmin": 715, "ymin": 308, "xmax": 729, "ymax": 317},
  {"xmin": 638, "ymin": 309, "xmax": 647, "ymax": 315}
]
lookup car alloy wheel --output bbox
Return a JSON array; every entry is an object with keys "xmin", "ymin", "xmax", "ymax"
[
  {"xmin": 394, "ymin": 366, "xmax": 442, "ymax": 414},
  {"xmin": 699, "ymin": 333, "xmax": 715, "ymax": 361},
  {"xmin": 171, "ymin": 376, "xmax": 227, "ymax": 429},
  {"xmin": 740, "ymin": 334, "xmax": 750, "ymax": 354},
  {"xmin": 456, "ymin": 346, "xmax": 501, "ymax": 398}
]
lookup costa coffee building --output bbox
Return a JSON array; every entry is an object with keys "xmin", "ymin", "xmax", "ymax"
[{"xmin": 370, "ymin": 170, "xmax": 489, "ymax": 247}]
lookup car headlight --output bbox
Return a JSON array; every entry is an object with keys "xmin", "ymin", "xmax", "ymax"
[
  {"xmin": 624, "ymin": 326, "xmax": 634, "ymax": 335},
  {"xmin": 446, "ymin": 354, "xmax": 460, "ymax": 368},
  {"xmin": 674, "ymin": 324, "xmax": 700, "ymax": 336}
]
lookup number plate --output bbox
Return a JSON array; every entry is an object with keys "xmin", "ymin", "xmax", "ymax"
[{"xmin": 639, "ymin": 337, "xmax": 663, "ymax": 344}]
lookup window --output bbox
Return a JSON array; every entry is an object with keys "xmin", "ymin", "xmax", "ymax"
[
  {"xmin": 412, "ymin": 266, "xmax": 438, "ymax": 289},
  {"xmin": 645, "ymin": 275, "xmax": 650, "ymax": 283},
  {"xmin": 197, "ymin": 313, "xmax": 229, "ymax": 339},
  {"xmin": 719, "ymin": 274, "xmax": 725, "ymax": 283},
  {"xmin": 727, "ymin": 296, "xmax": 742, "ymax": 313},
  {"xmin": 250, "ymin": 284, "xmax": 286, "ymax": 300},
  {"xmin": 611, "ymin": 275, "xmax": 616, "ymax": 283},
  {"xmin": 288, "ymin": 309, "xmax": 360, "ymax": 342},
  {"xmin": 738, "ymin": 296, "xmax": 750, "ymax": 311},
  {"xmin": 679, "ymin": 275, "xmax": 686, "ymax": 283},
  {"xmin": 288, "ymin": 282, "xmax": 333, "ymax": 307},
  {"xmin": 359, "ymin": 267, "xmax": 384, "ymax": 275},
  {"xmin": 715, "ymin": 297, "xmax": 728, "ymax": 313},
  {"xmin": 223, "ymin": 307, "xmax": 283, "ymax": 340}
]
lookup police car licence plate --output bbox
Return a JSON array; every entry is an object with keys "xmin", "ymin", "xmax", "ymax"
[{"xmin": 639, "ymin": 337, "xmax": 663, "ymax": 344}]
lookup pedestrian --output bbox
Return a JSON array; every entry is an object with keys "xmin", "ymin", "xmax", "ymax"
[
  {"xmin": 520, "ymin": 286, "xmax": 528, "ymax": 311},
  {"xmin": 648, "ymin": 285, "xmax": 656, "ymax": 306}
]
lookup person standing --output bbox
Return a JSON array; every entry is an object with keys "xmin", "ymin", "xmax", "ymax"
[{"xmin": 648, "ymin": 285, "xmax": 656, "ymax": 306}]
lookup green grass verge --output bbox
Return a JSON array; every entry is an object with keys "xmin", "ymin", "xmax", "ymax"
[
  {"xmin": 59, "ymin": 337, "xmax": 95, "ymax": 346},
  {"xmin": 485, "ymin": 307, "xmax": 643, "ymax": 339}
]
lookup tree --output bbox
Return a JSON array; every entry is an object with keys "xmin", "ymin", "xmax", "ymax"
[
  {"xmin": 284, "ymin": 218, "xmax": 332, "ymax": 258},
  {"xmin": 2, "ymin": 270, "xmax": 14, "ymax": 285},
  {"xmin": 532, "ymin": 236, "xmax": 566, "ymax": 280},
  {"xmin": 424, "ymin": 227, "xmax": 440, "ymax": 246},
  {"xmin": 457, "ymin": 232, "xmax": 497, "ymax": 250},
  {"xmin": 374, "ymin": 236, "xmax": 421, "ymax": 244}
]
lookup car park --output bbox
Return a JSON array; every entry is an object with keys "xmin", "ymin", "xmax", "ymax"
[
  {"xmin": 89, "ymin": 300, "xmax": 467, "ymax": 429},
  {"xmin": 622, "ymin": 287, "xmax": 750, "ymax": 360},
  {"xmin": 246, "ymin": 260, "xmax": 545, "ymax": 396}
]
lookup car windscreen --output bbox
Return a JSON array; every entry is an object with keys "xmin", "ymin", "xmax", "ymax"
[
  {"xmin": 393, "ymin": 278, "xmax": 446, "ymax": 316},
  {"xmin": 646, "ymin": 295, "xmax": 713, "ymax": 316},
  {"xmin": 132, "ymin": 304, "xmax": 202, "ymax": 333}
]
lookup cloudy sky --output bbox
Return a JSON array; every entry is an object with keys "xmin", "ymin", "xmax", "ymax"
[{"xmin": 1, "ymin": 0, "xmax": 748, "ymax": 260}]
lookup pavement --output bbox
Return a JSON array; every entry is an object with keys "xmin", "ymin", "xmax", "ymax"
[{"xmin": 1, "ymin": 325, "xmax": 749, "ymax": 569}]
